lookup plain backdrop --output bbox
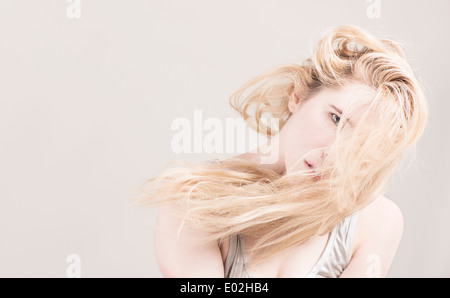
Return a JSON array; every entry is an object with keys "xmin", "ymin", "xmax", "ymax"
[{"xmin": 0, "ymin": 0, "xmax": 449, "ymax": 277}]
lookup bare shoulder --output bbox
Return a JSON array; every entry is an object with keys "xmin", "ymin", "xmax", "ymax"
[
  {"xmin": 352, "ymin": 195, "xmax": 404, "ymax": 254},
  {"xmin": 154, "ymin": 203, "xmax": 225, "ymax": 277},
  {"xmin": 340, "ymin": 195, "xmax": 405, "ymax": 277}
]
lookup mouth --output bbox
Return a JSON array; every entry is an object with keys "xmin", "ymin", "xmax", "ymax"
[
  {"xmin": 304, "ymin": 160, "xmax": 315, "ymax": 171},
  {"xmin": 304, "ymin": 160, "xmax": 321, "ymax": 181}
]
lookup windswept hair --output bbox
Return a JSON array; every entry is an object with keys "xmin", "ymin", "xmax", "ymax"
[{"xmin": 132, "ymin": 25, "xmax": 428, "ymax": 266}]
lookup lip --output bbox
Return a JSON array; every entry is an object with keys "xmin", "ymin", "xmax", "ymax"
[
  {"xmin": 304, "ymin": 160, "xmax": 321, "ymax": 181},
  {"xmin": 304, "ymin": 160, "xmax": 315, "ymax": 171}
]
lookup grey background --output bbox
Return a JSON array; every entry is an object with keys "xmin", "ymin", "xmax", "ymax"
[{"xmin": 0, "ymin": 0, "xmax": 448, "ymax": 277}]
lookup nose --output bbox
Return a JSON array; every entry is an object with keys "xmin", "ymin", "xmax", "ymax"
[
  {"xmin": 321, "ymin": 149, "xmax": 328, "ymax": 160},
  {"xmin": 310, "ymin": 148, "xmax": 328, "ymax": 170}
]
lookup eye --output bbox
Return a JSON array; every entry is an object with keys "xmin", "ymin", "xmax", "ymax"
[{"xmin": 331, "ymin": 113, "xmax": 341, "ymax": 125}]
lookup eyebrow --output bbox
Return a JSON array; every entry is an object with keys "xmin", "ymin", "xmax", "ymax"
[{"xmin": 330, "ymin": 104, "xmax": 354, "ymax": 127}]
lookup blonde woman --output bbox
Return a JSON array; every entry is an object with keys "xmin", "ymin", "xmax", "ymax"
[{"xmin": 134, "ymin": 25, "xmax": 428, "ymax": 278}]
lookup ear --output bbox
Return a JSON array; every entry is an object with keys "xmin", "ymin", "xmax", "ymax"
[{"xmin": 288, "ymin": 90, "xmax": 301, "ymax": 113}]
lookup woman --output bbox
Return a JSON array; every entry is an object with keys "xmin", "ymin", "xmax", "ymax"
[{"xmin": 133, "ymin": 25, "xmax": 428, "ymax": 278}]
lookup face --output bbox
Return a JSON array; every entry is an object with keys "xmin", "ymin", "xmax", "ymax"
[{"xmin": 280, "ymin": 82, "xmax": 375, "ymax": 176}]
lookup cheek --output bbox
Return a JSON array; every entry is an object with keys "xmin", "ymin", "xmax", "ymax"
[
  {"xmin": 283, "ymin": 118, "xmax": 314, "ymax": 164},
  {"xmin": 284, "ymin": 114, "xmax": 330, "ymax": 169}
]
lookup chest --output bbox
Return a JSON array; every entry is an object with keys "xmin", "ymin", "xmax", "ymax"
[{"xmin": 221, "ymin": 233, "xmax": 330, "ymax": 278}]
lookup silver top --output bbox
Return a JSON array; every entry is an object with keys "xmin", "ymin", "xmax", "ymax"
[{"xmin": 224, "ymin": 212, "xmax": 359, "ymax": 278}]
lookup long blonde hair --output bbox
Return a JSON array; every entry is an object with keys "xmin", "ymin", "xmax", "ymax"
[{"xmin": 132, "ymin": 25, "xmax": 428, "ymax": 265}]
